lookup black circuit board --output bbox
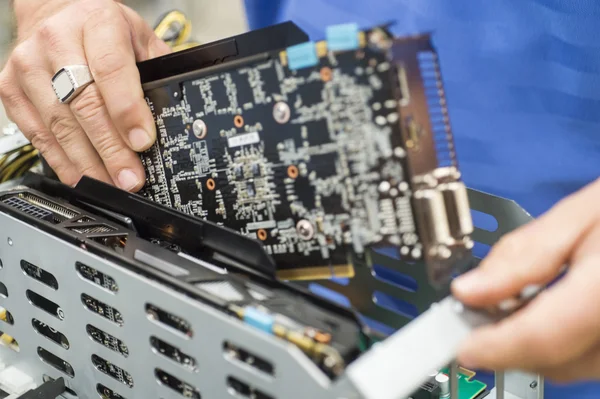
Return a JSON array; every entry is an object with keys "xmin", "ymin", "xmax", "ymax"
[
  {"xmin": 156, "ymin": 369, "xmax": 201, "ymax": 399},
  {"xmin": 82, "ymin": 293, "xmax": 124, "ymax": 326},
  {"xmin": 145, "ymin": 303, "xmax": 193, "ymax": 337},
  {"xmin": 87, "ymin": 324, "xmax": 129, "ymax": 357},
  {"xmin": 76, "ymin": 262, "xmax": 119, "ymax": 292},
  {"xmin": 141, "ymin": 28, "xmax": 423, "ymax": 274},
  {"xmin": 150, "ymin": 336, "xmax": 197, "ymax": 371},
  {"xmin": 92, "ymin": 354, "xmax": 134, "ymax": 388}
]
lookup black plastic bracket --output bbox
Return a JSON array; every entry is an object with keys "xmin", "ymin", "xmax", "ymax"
[{"xmin": 137, "ymin": 21, "xmax": 309, "ymax": 84}]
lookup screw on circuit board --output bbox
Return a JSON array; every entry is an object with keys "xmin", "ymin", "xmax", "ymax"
[
  {"xmin": 193, "ymin": 119, "xmax": 207, "ymax": 139},
  {"xmin": 273, "ymin": 102, "xmax": 291, "ymax": 124},
  {"xmin": 296, "ymin": 220, "xmax": 315, "ymax": 240}
]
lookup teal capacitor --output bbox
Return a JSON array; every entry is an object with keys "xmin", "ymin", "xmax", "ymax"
[
  {"xmin": 286, "ymin": 42, "xmax": 319, "ymax": 70},
  {"xmin": 326, "ymin": 23, "xmax": 360, "ymax": 51},
  {"xmin": 243, "ymin": 307, "xmax": 274, "ymax": 334}
]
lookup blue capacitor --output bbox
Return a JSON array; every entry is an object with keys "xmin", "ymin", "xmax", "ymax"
[
  {"xmin": 326, "ymin": 23, "xmax": 360, "ymax": 52},
  {"xmin": 286, "ymin": 42, "xmax": 319, "ymax": 71},
  {"xmin": 243, "ymin": 307, "xmax": 274, "ymax": 334}
]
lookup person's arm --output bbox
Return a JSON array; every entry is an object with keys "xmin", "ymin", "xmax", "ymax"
[
  {"xmin": 1, "ymin": 0, "xmax": 170, "ymax": 191},
  {"xmin": 452, "ymin": 177, "xmax": 600, "ymax": 382}
]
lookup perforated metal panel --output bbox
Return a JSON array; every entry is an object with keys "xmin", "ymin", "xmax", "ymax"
[
  {"xmin": 0, "ymin": 183, "xmax": 541, "ymax": 399},
  {"xmin": 0, "ymin": 212, "xmax": 361, "ymax": 399}
]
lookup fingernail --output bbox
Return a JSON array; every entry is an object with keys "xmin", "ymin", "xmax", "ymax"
[
  {"xmin": 452, "ymin": 271, "xmax": 483, "ymax": 295},
  {"xmin": 128, "ymin": 128, "xmax": 152, "ymax": 151},
  {"xmin": 117, "ymin": 169, "xmax": 140, "ymax": 191}
]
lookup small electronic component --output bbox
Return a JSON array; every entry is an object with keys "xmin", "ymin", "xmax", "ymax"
[
  {"xmin": 139, "ymin": 23, "xmax": 473, "ymax": 284},
  {"xmin": 86, "ymin": 325, "xmax": 129, "ymax": 357},
  {"xmin": 81, "ymin": 293, "xmax": 124, "ymax": 326},
  {"xmin": 91, "ymin": 355, "xmax": 134, "ymax": 388}
]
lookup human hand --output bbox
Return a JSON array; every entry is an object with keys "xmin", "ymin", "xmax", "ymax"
[
  {"xmin": 452, "ymin": 178, "xmax": 600, "ymax": 382},
  {"xmin": 0, "ymin": 0, "xmax": 171, "ymax": 191}
]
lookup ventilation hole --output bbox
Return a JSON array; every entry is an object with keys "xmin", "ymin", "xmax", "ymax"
[
  {"xmin": 91, "ymin": 354, "xmax": 133, "ymax": 388},
  {"xmin": 43, "ymin": 375, "xmax": 78, "ymax": 397},
  {"xmin": 18, "ymin": 193, "xmax": 78, "ymax": 218},
  {"xmin": 68, "ymin": 224, "xmax": 116, "ymax": 234},
  {"xmin": 155, "ymin": 368, "xmax": 200, "ymax": 399},
  {"xmin": 372, "ymin": 264, "xmax": 418, "ymax": 292},
  {"xmin": 97, "ymin": 383, "xmax": 126, "ymax": 399},
  {"xmin": 227, "ymin": 376, "xmax": 275, "ymax": 399},
  {"xmin": 74, "ymin": 216, "xmax": 95, "ymax": 223},
  {"xmin": 330, "ymin": 277, "xmax": 349, "ymax": 286},
  {"xmin": 308, "ymin": 284, "xmax": 351, "ymax": 308},
  {"xmin": 150, "ymin": 336, "xmax": 197, "ymax": 371},
  {"xmin": 0, "ymin": 307, "xmax": 14, "ymax": 325},
  {"xmin": 0, "ymin": 282, "xmax": 7, "ymax": 298},
  {"xmin": 471, "ymin": 210, "xmax": 498, "ymax": 232},
  {"xmin": 26, "ymin": 290, "xmax": 64, "ymax": 320},
  {"xmin": 0, "ymin": 332, "xmax": 19, "ymax": 352},
  {"xmin": 86, "ymin": 324, "xmax": 129, "ymax": 357},
  {"xmin": 357, "ymin": 314, "xmax": 396, "ymax": 337},
  {"xmin": 21, "ymin": 260, "xmax": 59, "ymax": 290},
  {"xmin": 223, "ymin": 341, "xmax": 274, "ymax": 376},
  {"xmin": 145, "ymin": 303, "xmax": 192, "ymax": 338},
  {"xmin": 38, "ymin": 347, "xmax": 74, "ymax": 377},
  {"xmin": 2, "ymin": 196, "xmax": 54, "ymax": 222},
  {"xmin": 373, "ymin": 291, "xmax": 419, "ymax": 319},
  {"xmin": 76, "ymin": 263, "xmax": 118, "ymax": 293},
  {"xmin": 81, "ymin": 293, "xmax": 123, "ymax": 326},
  {"xmin": 32, "ymin": 319, "xmax": 70, "ymax": 349},
  {"xmin": 472, "ymin": 242, "xmax": 491, "ymax": 259}
]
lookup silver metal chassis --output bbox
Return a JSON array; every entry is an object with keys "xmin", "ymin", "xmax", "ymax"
[{"xmin": 0, "ymin": 180, "xmax": 544, "ymax": 399}]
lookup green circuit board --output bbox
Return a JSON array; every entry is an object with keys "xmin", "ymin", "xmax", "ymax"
[{"xmin": 440, "ymin": 367, "xmax": 488, "ymax": 399}]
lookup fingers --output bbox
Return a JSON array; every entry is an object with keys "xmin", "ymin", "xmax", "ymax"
[
  {"xmin": 117, "ymin": 4, "xmax": 172, "ymax": 60},
  {"xmin": 0, "ymin": 66, "xmax": 80, "ymax": 186},
  {"xmin": 452, "ymin": 179, "xmax": 600, "ymax": 306},
  {"xmin": 540, "ymin": 344, "xmax": 600, "ymax": 383},
  {"xmin": 3, "ymin": 0, "xmax": 157, "ymax": 191},
  {"xmin": 38, "ymin": 6, "xmax": 146, "ymax": 191},
  {"xmin": 69, "ymin": 84, "xmax": 145, "ymax": 191},
  {"xmin": 457, "ymin": 253, "xmax": 600, "ymax": 371},
  {"xmin": 83, "ymin": 4, "xmax": 157, "ymax": 153},
  {"xmin": 12, "ymin": 40, "xmax": 113, "ymax": 185}
]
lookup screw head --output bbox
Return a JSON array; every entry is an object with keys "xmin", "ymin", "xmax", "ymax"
[
  {"xmin": 296, "ymin": 220, "xmax": 315, "ymax": 240},
  {"xmin": 192, "ymin": 119, "xmax": 207, "ymax": 139},
  {"xmin": 530, "ymin": 381, "xmax": 538, "ymax": 389},
  {"xmin": 6, "ymin": 238, "xmax": 12, "ymax": 246},
  {"xmin": 273, "ymin": 102, "xmax": 291, "ymax": 124}
]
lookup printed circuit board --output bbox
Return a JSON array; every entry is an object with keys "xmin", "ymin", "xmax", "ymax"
[{"xmin": 140, "ymin": 24, "xmax": 473, "ymax": 282}]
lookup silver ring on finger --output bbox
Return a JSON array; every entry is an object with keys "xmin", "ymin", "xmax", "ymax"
[{"xmin": 51, "ymin": 65, "xmax": 94, "ymax": 104}]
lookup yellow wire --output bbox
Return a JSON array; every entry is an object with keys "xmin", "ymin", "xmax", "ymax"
[
  {"xmin": 154, "ymin": 10, "xmax": 189, "ymax": 44},
  {"xmin": 0, "ymin": 150, "xmax": 38, "ymax": 183}
]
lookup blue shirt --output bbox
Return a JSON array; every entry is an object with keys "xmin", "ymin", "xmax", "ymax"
[{"xmin": 245, "ymin": 1, "xmax": 600, "ymax": 398}]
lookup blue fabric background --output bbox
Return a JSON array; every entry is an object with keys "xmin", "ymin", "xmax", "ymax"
[{"xmin": 244, "ymin": 1, "xmax": 600, "ymax": 398}]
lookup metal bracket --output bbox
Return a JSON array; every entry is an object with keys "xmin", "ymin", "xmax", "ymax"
[{"xmin": 297, "ymin": 188, "xmax": 544, "ymax": 398}]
